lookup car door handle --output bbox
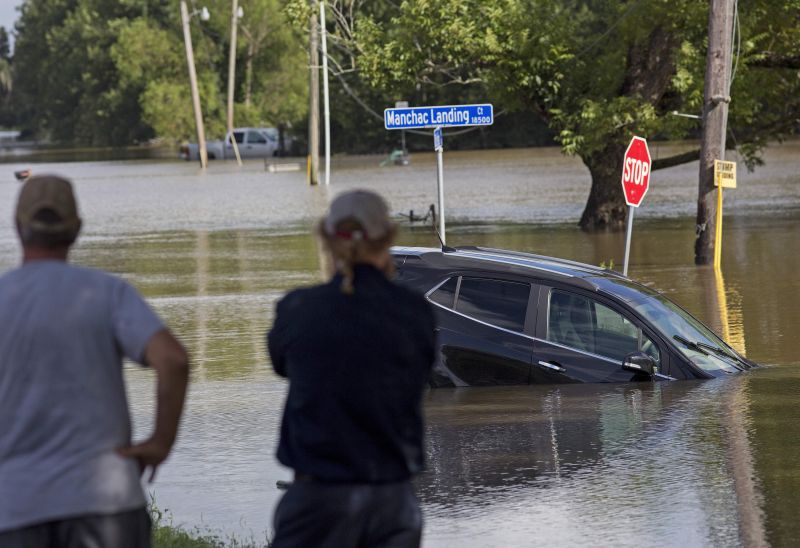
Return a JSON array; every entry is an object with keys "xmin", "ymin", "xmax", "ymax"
[{"xmin": 538, "ymin": 361, "xmax": 566, "ymax": 373}]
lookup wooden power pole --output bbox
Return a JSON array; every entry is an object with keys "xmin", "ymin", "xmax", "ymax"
[
  {"xmin": 308, "ymin": 2, "xmax": 320, "ymax": 186},
  {"xmin": 180, "ymin": 0, "xmax": 208, "ymax": 169},
  {"xmin": 695, "ymin": 0, "xmax": 734, "ymax": 265},
  {"xmin": 226, "ymin": 0, "xmax": 242, "ymax": 165}
]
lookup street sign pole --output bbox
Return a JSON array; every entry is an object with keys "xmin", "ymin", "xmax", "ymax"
[
  {"xmin": 713, "ymin": 160, "xmax": 737, "ymax": 269},
  {"xmin": 434, "ymin": 126, "xmax": 445, "ymax": 243},
  {"xmin": 623, "ymin": 206, "xmax": 634, "ymax": 276}
]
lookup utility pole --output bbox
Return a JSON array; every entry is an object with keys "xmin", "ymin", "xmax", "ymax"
[
  {"xmin": 320, "ymin": 1, "xmax": 331, "ymax": 186},
  {"xmin": 180, "ymin": 1, "xmax": 208, "ymax": 169},
  {"xmin": 308, "ymin": 1, "xmax": 320, "ymax": 186},
  {"xmin": 226, "ymin": 0, "xmax": 242, "ymax": 166},
  {"xmin": 695, "ymin": 0, "xmax": 734, "ymax": 265}
]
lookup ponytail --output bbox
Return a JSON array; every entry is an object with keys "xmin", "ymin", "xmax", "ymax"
[{"xmin": 316, "ymin": 219, "xmax": 396, "ymax": 295}]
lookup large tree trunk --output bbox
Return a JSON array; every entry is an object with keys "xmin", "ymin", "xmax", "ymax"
[
  {"xmin": 577, "ymin": 26, "xmax": 679, "ymax": 231},
  {"xmin": 579, "ymin": 141, "xmax": 628, "ymax": 230}
]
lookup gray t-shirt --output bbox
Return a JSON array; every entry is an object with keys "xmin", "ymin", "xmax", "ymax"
[{"xmin": 0, "ymin": 260, "xmax": 164, "ymax": 532}]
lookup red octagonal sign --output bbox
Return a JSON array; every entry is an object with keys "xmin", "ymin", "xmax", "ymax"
[{"xmin": 621, "ymin": 136, "xmax": 651, "ymax": 207}]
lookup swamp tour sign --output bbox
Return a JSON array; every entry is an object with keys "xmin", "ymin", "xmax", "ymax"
[{"xmin": 384, "ymin": 104, "xmax": 494, "ymax": 129}]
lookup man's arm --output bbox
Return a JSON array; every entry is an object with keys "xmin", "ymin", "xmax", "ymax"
[
  {"xmin": 267, "ymin": 298, "xmax": 289, "ymax": 377},
  {"xmin": 118, "ymin": 328, "xmax": 189, "ymax": 481}
]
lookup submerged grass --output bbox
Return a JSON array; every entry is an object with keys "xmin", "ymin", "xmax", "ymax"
[{"xmin": 150, "ymin": 499, "xmax": 269, "ymax": 548}]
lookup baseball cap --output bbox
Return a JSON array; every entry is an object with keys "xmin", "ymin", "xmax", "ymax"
[
  {"xmin": 15, "ymin": 175, "xmax": 81, "ymax": 235},
  {"xmin": 323, "ymin": 190, "xmax": 393, "ymax": 240}
]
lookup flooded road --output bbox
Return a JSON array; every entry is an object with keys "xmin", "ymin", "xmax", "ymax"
[{"xmin": 1, "ymin": 143, "xmax": 799, "ymax": 546}]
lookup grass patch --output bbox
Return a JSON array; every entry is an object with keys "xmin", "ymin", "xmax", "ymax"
[{"xmin": 150, "ymin": 499, "xmax": 269, "ymax": 548}]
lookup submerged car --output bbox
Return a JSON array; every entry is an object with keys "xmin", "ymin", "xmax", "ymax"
[{"xmin": 392, "ymin": 246, "xmax": 756, "ymax": 386}]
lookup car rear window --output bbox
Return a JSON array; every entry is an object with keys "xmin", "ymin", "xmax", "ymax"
[
  {"xmin": 428, "ymin": 277, "xmax": 458, "ymax": 308},
  {"xmin": 455, "ymin": 278, "xmax": 529, "ymax": 332}
]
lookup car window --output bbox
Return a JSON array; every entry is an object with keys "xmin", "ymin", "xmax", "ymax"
[
  {"xmin": 428, "ymin": 277, "xmax": 458, "ymax": 309},
  {"xmin": 548, "ymin": 290, "xmax": 657, "ymax": 364},
  {"xmin": 641, "ymin": 332, "xmax": 661, "ymax": 366},
  {"xmin": 247, "ymin": 131, "xmax": 267, "ymax": 144},
  {"xmin": 233, "ymin": 131, "xmax": 245, "ymax": 144},
  {"xmin": 454, "ymin": 278, "xmax": 529, "ymax": 332}
]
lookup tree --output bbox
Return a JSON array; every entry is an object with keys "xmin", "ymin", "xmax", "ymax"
[
  {"xmin": 341, "ymin": 0, "xmax": 800, "ymax": 230},
  {"xmin": 10, "ymin": 0, "xmax": 308, "ymax": 145},
  {"xmin": 0, "ymin": 27, "xmax": 10, "ymax": 61}
]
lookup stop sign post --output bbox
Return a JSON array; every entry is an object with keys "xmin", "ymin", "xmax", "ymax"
[{"xmin": 621, "ymin": 136, "xmax": 651, "ymax": 276}]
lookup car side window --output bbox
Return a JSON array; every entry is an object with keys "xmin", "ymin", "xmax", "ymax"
[
  {"xmin": 428, "ymin": 277, "xmax": 458, "ymax": 309},
  {"xmin": 548, "ymin": 290, "xmax": 659, "ymax": 365},
  {"xmin": 247, "ymin": 131, "xmax": 267, "ymax": 144},
  {"xmin": 454, "ymin": 278, "xmax": 530, "ymax": 333},
  {"xmin": 233, "ymin": 131, "xmax": 245, "ymax": 144},
  {"xmin": 641, "ymin": 332, "xmax": 661, "ymax": 366}
]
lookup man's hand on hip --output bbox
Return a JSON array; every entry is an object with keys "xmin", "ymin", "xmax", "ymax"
[{"xmin": 118, "ymin": 328, "xmax": 190, "ymax": 483}]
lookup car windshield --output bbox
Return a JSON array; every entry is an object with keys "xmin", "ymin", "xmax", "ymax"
[{"xmin": 591, "ymin": 278, "xmax": 744, "ymax": 374}]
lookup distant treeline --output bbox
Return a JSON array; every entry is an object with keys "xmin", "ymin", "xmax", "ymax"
[{"xmin": 0, "ymin": 0, "xmax": 554, "ymax": 153}]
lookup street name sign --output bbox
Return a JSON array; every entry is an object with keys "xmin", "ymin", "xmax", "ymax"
[
  {"xmin": 384, "ymin": 104, "xmax": 493, "ymax": 129},
  {"xmin": 621, "ymin": 136, "xmax": 652, "ymax": 208},
  {"xmin": 714, "ymin": 160, "xmax": 737, "ymax": 188}
]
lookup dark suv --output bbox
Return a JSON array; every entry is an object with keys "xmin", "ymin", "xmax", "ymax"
[{"xmin": 393, "ymin": 246, "xmax": 756, "ymax": 386}]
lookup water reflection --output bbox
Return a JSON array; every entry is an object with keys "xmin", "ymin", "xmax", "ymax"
[
  {"xmin": 1, "ymin": 147, "xmax": 799, "ymax": 545},
  {"xmin": 419, "ymin": 380, "xmax": 760, "ymax": 547}
]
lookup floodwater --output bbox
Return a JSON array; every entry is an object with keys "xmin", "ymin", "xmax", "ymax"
[{"xmin": 1, "ymin": 142, "xmax": 799, "ymax": 547}]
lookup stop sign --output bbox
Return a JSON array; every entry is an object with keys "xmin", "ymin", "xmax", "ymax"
[{"xmin": 621, "ymin": 136, "xmax": 651, "ymax": 207}]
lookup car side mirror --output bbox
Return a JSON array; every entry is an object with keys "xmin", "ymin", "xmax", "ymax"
[{"xmin": 622, "ymin": 352, "xmax": 656, "ymax": 377}]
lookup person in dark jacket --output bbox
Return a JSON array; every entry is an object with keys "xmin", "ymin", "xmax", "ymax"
[{"xmin": 267, "ymin": 189, "xmax": 436, "ymax": 548}]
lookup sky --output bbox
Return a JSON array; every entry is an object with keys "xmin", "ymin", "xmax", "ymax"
[{"xmin": 0, "ymin": 0, "xmax": 24, "ymax": 49}]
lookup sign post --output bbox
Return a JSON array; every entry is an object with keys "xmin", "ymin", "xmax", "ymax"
[
  {"xmin": 620, "ymin": 136, "xmax": 652, "ymax": 276},
  {"xmin": 434, "ymin": 127, "xmax": 445, "ymax": 242},
  {"xmin": 395, "ymin": 101, "xmax": 409, "ymax": 156},
  {"xmin": 384, "ymin": 104, "xmax": 494, "ymax": 244},
  {"xmin": 713, "ymin": 160, "xmax": 737, "ymax": 269}
]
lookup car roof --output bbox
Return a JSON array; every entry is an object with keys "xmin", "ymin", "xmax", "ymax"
[{"xmin": 391, "ymin": 245, "xmax": 638, "ymax": 293}]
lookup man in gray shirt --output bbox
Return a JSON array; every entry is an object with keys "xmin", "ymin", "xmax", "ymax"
[{"xmin": 0, "ymin": 175, "xmax": 189, "ymax": 547}]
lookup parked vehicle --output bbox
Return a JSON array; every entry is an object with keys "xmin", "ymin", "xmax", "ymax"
[
  {"xmin": 180, "ymin": 127, "xmax": 286, "ymax": 161},
  {"xmin": 392, "ymin": 246, "xmax": 757, "ymax": 386}
]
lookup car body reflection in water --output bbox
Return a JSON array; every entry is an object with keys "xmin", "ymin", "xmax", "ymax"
[{"xmin": 418, "ymin": 378, "xmax": 764, "ymax": 547}]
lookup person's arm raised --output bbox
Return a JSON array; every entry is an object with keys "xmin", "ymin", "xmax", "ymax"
[{"xmin": 118, "ymin": 329, "xmax": 189, "ymax": 482}]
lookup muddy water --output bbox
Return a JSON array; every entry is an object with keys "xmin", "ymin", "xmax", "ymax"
[{"xmin": 1, "ymin": 142, "xmax": 799, "ymax": 546}]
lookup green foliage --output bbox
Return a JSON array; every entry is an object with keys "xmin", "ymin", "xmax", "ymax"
[
  {"xmin": 343, "ymin": 0, "xmax": 800, "ymax": 225},
  {"xmin": 149, "ymin": 499, "xmax": 268, "ymax": 548},
  {"xmin": 10, "ymin": 0, "xmax": 307, "ymax": 145},
  {"xmin": 0, "ymin": 27, "xmax": 10, "ymax": 61}
]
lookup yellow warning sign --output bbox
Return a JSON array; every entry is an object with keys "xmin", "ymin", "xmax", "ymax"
[{"xmin": 714, "ymin": 160, "xmax": 737, "ymax": 188}]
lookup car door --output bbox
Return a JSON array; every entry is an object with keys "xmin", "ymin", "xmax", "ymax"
[
  {"xmin": 532, "ymin": 286, "xmax": 665, "ymax": 383},
  {"xmin": 223, "ymin": 130, "xmax": 245, "ymax": 158},
  {"xmin": 242, "ymin": 130, "xmax": 270, "ymax": 158},
  {"xmin": 426, "ymin": 275, "xmax": 536, "ymax": 386}
]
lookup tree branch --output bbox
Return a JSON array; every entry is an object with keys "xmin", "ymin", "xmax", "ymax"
[
  {"xmin": 651, "ymin": 149, "xmax": 700, "ymax": 171},
  {"xmin": 749, "ymin": 52, "xmax": 800, "ymax": 69}
]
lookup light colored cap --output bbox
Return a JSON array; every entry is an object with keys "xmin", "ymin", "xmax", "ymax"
[
  {"xmin": 323, "ymin": 189, "xmax": 392, "ymax": 240},
  {"xmin": 15, "ymin": 175, "xmax": 81, "ymax": 234}
]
